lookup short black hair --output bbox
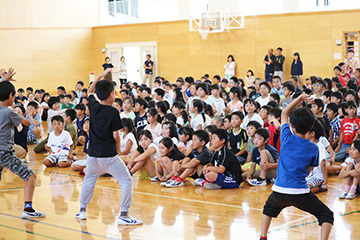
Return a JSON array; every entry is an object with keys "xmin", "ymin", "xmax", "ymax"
[
  {"xmin": 75, "ymin": 103, "xmax": 86, "ymax": 111},
  {"xmin": 313, "ymin": 99, "xmax": 325, "ymax": 112},
  {"xmin": 289, "ymin": 107, "xmax": 316, "ymax": 134},
  {"xmin": 0, "ymin": 81, "xmax": 15, "ymax": 101},
  {"xmin": 173, "ymin": 101, "xmax": 185, "ymax": 110},
  {"xmin": 259, "ymin": 82, "xmax": 271, "ymax": 92},
  {"xmin": 15, "ymin": 105, "xmax": 26, "ymax": 115},
  {"xmin": 283, "ymin": 82, "xmax": 295, "ymax": 93},
  {"xmin": 57, "ymin": 86, "xmax": 65, "ymax": 91},
  {"xmin": 345, "ymin": 89, "xmax": 356, "ymax": 99},
  {"xmin": 326, "ymin": 102, "xmax": 338, "ymax": 114},
  {"xmin": 324, "ymin": 78, "xmax": 332, "ymax": 90},
  {"xmin": 231, "ymin": 111, "xmax": 245, "ymax": 120},
  {"xmin": 154, "ymin": 88, "xmax": 165, "ymax": 98},
  {"xmin": 95, "ymin": 80, "xmax": 114, "ymax": 100},
  {"xmin": 323, "ymin": 90, "xmax": 332, "ymax": 98},
  {"xmin": 18, "ymin": 88, "xmax": 25, "ymax": 93},
  {"xmin": 81, "ymin": 88, "xmax": 88, "ymax": 93},
  {"xmin": 77, "ymin": 81, "xmax": 84, "ymax": 86},
  {"xmin": 270, "ymin": 93, "xmax": 280, "ymax": 103},
  {"xmin": 273, "ymin": 75, "xmax": 281, "ymax": 82},
  {"xmin": 261, "ymin": 105, "xmax": 271, "ymax": 113},
  {"xmin": 210, "ymin": 84, "xmax": 220, "ymax": 91},
  {"xmin": 212, "ymin": 129, "xmax": 229, "ymax": 145},
  {"xmin": 345, "ymin": 100, "xmax": 357, "ymax": 109},
  {"xmin": 193, "ymin": 130, "xmax": 209, "ymax": 145},
  {"xmin": 254, "ymin": 128, "xmax": 270, "ymax": 140},
  {"xmin": 330, "ymin": 91, "xmax": 343, "ymax": 101},
  {"xmin": 334, "ymin": 66, "xmax": 341, "ymax": 72},
  {"xmin": 26, "ymin": 87, "xmax": 33, "ymax": 92},
  {"xmin": 48, "ymin": 96, "xmax": 60, "ymax": 109},
  {"xmin": 309, "ymin": 119, "xmax": 325, "ymax": 140},
  {"xmin": 179, "ymin": 126, "xmax": 194, "ymax": 139},
  {"xmin": 65, "ymin": 109, "xmax": 76, "ymax": 121},
  {"xmin": 268, "ymin": 107, "xmax": 281, "ymax": 118},
  {"xmin": 27, "ymin": 101, "xmax": 39, "ymax": 109},
  {"xmin": 213, "ymin": 75, "xmax": 221, "ymax": 81},
  {"xmin": 185, "ymin": 76, "xmax": 194, "ymax": 84},
  {"xmin": 51, "ymin": 115, "xmax": 64, "ymax": 123},
  {"xmin": 64, "ymin": 94, "xmax": 72, "ymax": 99},
  {"xmin": 204, "ymin": 125, "xmax": 218, "ymax": 134},
  {"xmin": 267, "ymin": 100, "xmax": 279, "ymax": 108},
  {"xmin": 221, "ymin": 78, "xmax": 228, "ymax": 84},
  {"xmin": 314, "ymin": 79, "xmax": 326, "ymax": 88},
  {"xmin": 244, "ymin": 98, "xmax": 256, "ymax": 106},
  {"xmin": 247, "ymin": 120, "xmax": 262, "ymax": 129},
  {"xmin": 135, "ymin": 98, "xmax": 148, "ymax": 109},
  {"xmin": 277, "ymin": 47, "xmax": 283, "ymax": 51}
]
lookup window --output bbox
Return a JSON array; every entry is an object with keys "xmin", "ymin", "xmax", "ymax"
[
  {"xmin": 108, "ymin": 0, "xmax": 115, "ymax": 16},
  {"xmin": 344, "ymin": 32, "xmax": 359, "ymax": 58}
]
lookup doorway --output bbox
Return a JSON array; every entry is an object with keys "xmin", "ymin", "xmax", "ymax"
[{"xmin": 105, "ymin": 41, "xmax": 157, "ymax": 89}]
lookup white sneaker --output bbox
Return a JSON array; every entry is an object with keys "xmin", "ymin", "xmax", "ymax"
[
  {"xmin": 195, "ymin": 178, "xmax": 206, "ymax": 186},
  {"xmin": 117, "ymin": 216, "xmax": 143, "ymax": 225},
  {"xmin": 339, "ymin": 192, "xmax": 348, "ymax": 199},
  {"xmin": 21, "ymin": 210, "xmax": 46, "ymax": 219},
  {"xmin": 203, "ymin": 182, "xmax": 222, "ymax": 190},
  {"xmin": 345, "ymin": 193, "xmax": 356, "ymax": 200},
  {"xmin": 75, "ymin": 211, "xmax": 87, "ymax": 220},
  {"xmin": 161, "ymin": 179, "xmax": 173, "ymax": 186},
  {"xmin": 151, "ymin": 176, "xmax": 160, "ymax": 182},
  {"xmin": 269, "ymin": 178, "xmax": 276, "ymax": 183},
  {"xmin": 166, "ymin": 180, "xmax": 184, "ymax": 188},
  {"xmin": 248, "ymin": 179, "xmax": 267, "ymax": 187}
]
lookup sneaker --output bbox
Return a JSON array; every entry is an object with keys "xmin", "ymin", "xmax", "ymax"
[
  {"xmin": 151, "ymin": 176, "xmax": 160, "ymax": 182},
  {"xmin": 339, "ymin": 192, "xmax": 348, "ymax": 199},
  {"xmin": 21, "ymin": 210, "xmax": 46, "ymax": 219},
  {"xmin": 166, "ymin": 180, "xmax": 184, "ymax": 188},
  {"xmin": 203, "ymin": 182, "xmax": 222, "ymax": 190},
  {"xmin": 269, "ymin": 177, "xmax": 276, "ymax": 183},
  {"xmin": 248, "ymin": 179, "xmax": 267, "ymax": 187},
  {"xmin": 117, "ymin": 216, "xmax": 143, "ymax": 225},
  {"xmin": 161, "ymin": 179, "xmax": 173, "ymax": 186},
  {"xmin": 319, "ymin": 185, "xmax": 328, "ymax": 192},
  {"xmin": 345, "ymin": 193, "xmax": 356, "ymax": 200},
  {"xmin": 75, "ymin": 211, "xmax": 87, "ymax": 220},
  {"xmin": 195, "ymin": 178, "xmax": 206, "ymax": 186}
]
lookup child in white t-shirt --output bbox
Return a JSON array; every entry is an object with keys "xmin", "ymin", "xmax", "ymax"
[
  {"xmin": 241, "ymin": 98, "xmax": 264, "ymax": 129},
  {"xmin": 177, "ymin": 126, "xmax": 194, "ymax": 156},
  {"xmin": 190, "ymin": 100, "xmax": 207, "ymax": 131},
  {"xmin": 119, "ymin": 118, "xmax": 138, "ymax": 164},
  {"xmin": 144, "ymin": 108, "xmax": 162, "ymax": 139},
  {"xmin": 43, "ymin": 116, "xmax": 73, "ymax": 168}
]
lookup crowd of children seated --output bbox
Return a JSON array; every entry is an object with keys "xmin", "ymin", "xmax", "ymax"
[{"xmin": 5, "ymin": 57, "xmax": 360, "ymax": 199}]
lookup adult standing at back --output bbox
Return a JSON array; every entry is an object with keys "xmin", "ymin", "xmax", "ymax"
[
  {"xmin": 118, "ymin": 56, "xmax": 127, "ymax": 85},
  {"xmin": 345, "ymin": 49, "xmax": 360, "ymax": 77},
  {"xmin": 102, "ymin": 57, "xmax": 114, "ymax": 81},
  {"xmin": 274, "ymin": 47, "xmax": 285, "ymax": 83},
  {"xmin": 264, "ymin": 48, "xmax": 275, "ymax": 87},
  {"xmin": 224, "ymin": 55, "xmax": 236, "ymax": 80},
  {"xmin": 143, "ymin": 54, "xmax": 154, "ymax": 88},
  {"xmin": 291, "ymin": 52, "xmax": 303, "ymax": 82}
]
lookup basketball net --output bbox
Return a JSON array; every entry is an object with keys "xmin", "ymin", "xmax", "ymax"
[{"xmin": 199, "ymin": 27, "xmax": 213, "ymax": 40}]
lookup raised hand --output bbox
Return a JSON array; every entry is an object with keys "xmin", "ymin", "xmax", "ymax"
[{"xmin": 3, "ymin": 67, "xmax": 16, "ymax": 82}]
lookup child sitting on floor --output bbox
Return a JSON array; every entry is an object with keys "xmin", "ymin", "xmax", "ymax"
[
  {"xmin": 118, "ymin": 118, "xmax": 138, "ymax": 161},
  {"xmin": 177, "ymin": 126, "xmax": 194, "ymax": 156},
  {"xmin": 229, "ymin": 111, "xmax": 248, "ymax": 165},
  {"xmin": 155, "ymin": 137, "xmax": 185, "ymax": 184},
  {"xmin": 43, "ymin": 116, "xmax": 74, "ymax": 168}
]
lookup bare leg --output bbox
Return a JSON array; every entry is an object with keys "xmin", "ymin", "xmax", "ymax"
[
  {"xmin": 144, "ymin": 157, "xmax": 156, "ymax": 177},
  {"xmin": 261, "ymin": 214, "xmax": 272, "ymax": 238},
  {"xmin": 179, "ymin": 168, "xmax": 195, "ymax": 180},
  {"xmin": 24, "ymin": 174, "xmax": 36, "ymax": 202},
  {"xmin": 321, "ymin": 222, "xmax": 332, "ymax": 240},
  {"xmin": 130, "ymin": 160, "xmax": 146, "ymax": 175},
  {"xmin": 58, "ymin": 161, "xmax": 72, "ymax": 168},
  {"xmin": 43, "ymin": 159, "xmax": 56, "ymax": 167}
]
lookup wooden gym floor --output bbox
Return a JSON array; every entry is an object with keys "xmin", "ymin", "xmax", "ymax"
[{"xmin": 0, "ymin": 146, "xmax": 359, "ymax": 240}]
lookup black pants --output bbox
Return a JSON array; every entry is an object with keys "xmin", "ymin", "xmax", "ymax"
[
  {"xmin": 119, "ymin": 78, "xmax": 127, "ymax": 85},
  {"xmin": 263, "ymin": 191, "xmax": 334, "ymax": 226}
]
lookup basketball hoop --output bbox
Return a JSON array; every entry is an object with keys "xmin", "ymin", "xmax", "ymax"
[{"xmin": 199, "ymin": 27, "xmax": 212, "ymax": 40}]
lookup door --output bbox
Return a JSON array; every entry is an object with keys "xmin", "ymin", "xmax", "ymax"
[
  {"xmin": 123, "ymin": 46, "xmax": 141, "ymax": 84},
  {"xmin": 106, "ymin": 48, "xmax": 121, "ymax": 89}
]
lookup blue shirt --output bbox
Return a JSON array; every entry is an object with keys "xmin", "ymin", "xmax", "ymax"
[
  {"xmin": 252, "ymin": 144, "xmax": 279, "ymax": 165},
  {"xmin": 272, "ymin": 124, "xmax": 319, "ymax": 194},
  {"xmin": 271, "ymin": 86, "xmax": 283, "ymax": 96}
]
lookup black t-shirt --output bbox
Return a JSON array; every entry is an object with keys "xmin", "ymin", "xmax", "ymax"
[
  {"xmin": 187, "ymin": 146, "xmax": 213, "ymax": 165},
  {"xmin": 83, "ymin": 136, "xmax": 89, "ymax": 154},
  {"xmin": 264, "ymin": 55, "xmax": 276, "ymax": 73},
  {"xmin": 210, "ymin": 146, "xmax": 243, "ymax": 184},
  {"xmin": 87, "ymin": 95, "xmax": 123, "ymax": 157},
  {"xmin": 144, "ymin": 60, "xmax": 154, "ymax": 74},
  {"xmin": 14, "ymin": 125, "xmax": 29, "ymax": 151},
  {"xmin": 275, "ymin": 55, "xmax": 285, "ymax": 71},
  {"xmin": 15, "ymin": 96, "xmax": 27, "ymax": 106},
  {"xmin": 168, "ymin": 148, "xmax": 185, "ymax": 162},
  {"xmin": 134, "ymin": 112, "xmax": 148, "ymax": 137},
  {"xmin": 102, "ymin": 63, "xmax": 114, "ymax": 70},
  {"xmin": 229, "ymin": 128, "xmax": 248, "ymax": 157},
  {"xmin": 322, "ymin": 115, "xmax": 331, "ymax": 140}
]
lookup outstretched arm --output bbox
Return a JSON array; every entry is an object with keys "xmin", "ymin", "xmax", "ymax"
[
  {"xmin": 2, "ymin": 68, "xmax": 16, "ymax": 82},
  {"xmin": 88, "ymin": 68, "xmax": 113, "ymax": 95},
  {"xmin": 281, "ymin": 93, "xmax": 312, "ymax": 125}
]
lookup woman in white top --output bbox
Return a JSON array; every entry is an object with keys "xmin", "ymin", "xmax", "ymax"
[
  {"xmin": 224, "ymin": 55, "xmax": 236, "ymax": 80},
  {"xmin": 118, "ymin": 56, "xmax": 127, "ymax": 85},
  {"xmin": 245, "ymin": 69, "xmax": 256, "ymax": 88}
]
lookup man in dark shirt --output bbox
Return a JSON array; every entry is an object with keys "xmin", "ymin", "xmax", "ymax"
[
  {"xmin": 143, "ymin": 54, "xmax": 154, "ymax": 89},
  {"xmin": 274, "ymin": 47, "xmax": 285, "ymax": 83},
  {"xmin": 264, "ymin": 48, "xmax": 276, "ymax": 87}
]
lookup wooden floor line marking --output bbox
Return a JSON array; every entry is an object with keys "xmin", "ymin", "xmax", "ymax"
[{"xmin": 0, "ymin": 223, "xmax": 61, "ymax": 240}]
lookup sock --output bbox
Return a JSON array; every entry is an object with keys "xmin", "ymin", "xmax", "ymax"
[
  {"xmin": 260, "ymin": 236, "xmax": 267, "ymax": 240},
  {"xmin": 80, "ymin": 207, "xmax": 86, "ymax": 212},
  {"xmin": 170, "ymin": 176, "xmax": 177, "ymax": 180},
  {"xmin": 129, "ymin": 170, "xmax": 133, "ymax": 176},
  {"xmin": 343, "ymin": 185, "xmax": 350, "ymax": 192},
  {"xmin": 176, "ymin": 177, "xmax": 183, "ymax": 183},
  {"xmin": 24, "ymin": 202, "xmax": 35, "ymax": 212},
  {"xmin": 120, "ymin": 211, "xmax": 129, "ymax": 218},
  {"xmin": 257, "ymin": 177, "xmax": 265, "ymax": 182},
  {"xmin": 349, "ymin": 185, "xmax": 357, "ymax": 194}
]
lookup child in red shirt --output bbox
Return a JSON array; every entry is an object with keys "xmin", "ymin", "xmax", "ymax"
[
  {"xmin": 268, "ymin": 107, "xmax": 282, "ymax": 153},
  {"xmin": 335, "ymin": 100, "xmax": 360, "ymax": 162}
]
